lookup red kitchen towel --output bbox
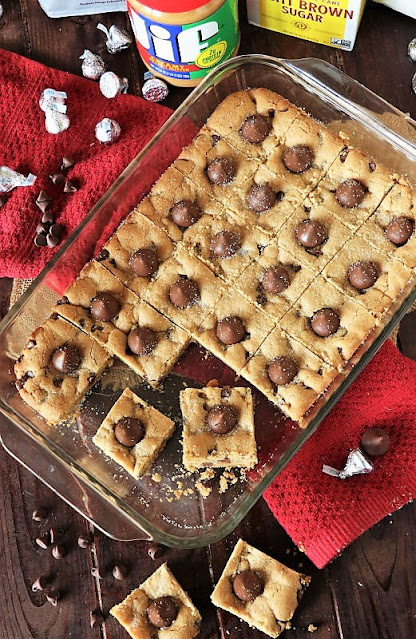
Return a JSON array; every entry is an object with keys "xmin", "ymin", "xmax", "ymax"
[
  {"xmin": 263, "ymin": 339, "xmax": 416, "ymax": 568},
  {"xmin": 0, "ymin": 48, "xmax": 173, "ymax": 279}
]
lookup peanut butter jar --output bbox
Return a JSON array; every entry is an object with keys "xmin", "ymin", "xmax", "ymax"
[{"xmin": 127, "ymin": 0, "xmax": 240, "ymax": 87}]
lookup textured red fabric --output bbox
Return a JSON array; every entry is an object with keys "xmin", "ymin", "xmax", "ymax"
[{"xmin": 0, "ymin": 48, "xmax": 172, "ymax": 279}]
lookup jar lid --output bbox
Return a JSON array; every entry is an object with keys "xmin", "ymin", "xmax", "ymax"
[{"xmin": 133, "ymin": 0, "xmax": 211, "ymax": 12}]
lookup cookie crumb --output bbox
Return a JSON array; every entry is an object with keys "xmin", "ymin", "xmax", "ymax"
[
  {"xmin": 195, "ymin": 481, "xmax": 212, "ymax": 498},
  {"xmin": 152, "ymin": 473, "xmax": 162, "ymax": 483},
  {"xmin": 308, "ymin": 624, "xmax": 318, "ymax": 632}
]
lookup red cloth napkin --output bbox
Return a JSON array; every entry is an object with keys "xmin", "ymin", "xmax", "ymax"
[{"xmin": 0, "ymin": 48, "xmax": 172, "ymax": 279}]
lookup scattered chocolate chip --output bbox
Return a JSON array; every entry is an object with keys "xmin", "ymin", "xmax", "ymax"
[
  {"xmin": 206, "ymin": 157, "xmax": 236, "ymax": 185},
  {"xmin": 90, "ymin": 608, "xmax": 105, "ymax": 628},
  {"xmin": 206, "ymin": 404, "xmax": 238, "ymax": 434},
  {"xmin": 34, "ymin": 233, "xmax": 47, "ymax": 247},
  {"xmin": 169, "ymin": 278, "xmax": 199, "ymax": 308},
  {"xmin": 91, "ymin": 567, "xmax": 104, "ymax": 579},
  {"xmin": 32, "ymin": 575, "xmax": 49, "ymax": 592},
  {"xmin": 61, "ymin": 157, "xmax": 75, "ymax": 171},
  {"xmin": 49, "ymin": 223, "xmax": 65, "ymax": 238},
  {"xmin": 51, "ymin": 344, "xmax": 82, "ymax": 374},
  {"xmin": 385, "ymin": 217, "xmax": 414, "ymax": 246},
  {"xmin": 32, "ymin": 507, "xmax": 47, "ymax": 521},
  {"xmin": 112, "ymin": 564, "xmax": 128, "ymax": 580},
  {"xmin": 78, "ymin": 533, "xmax": 93, "ymax": 548},
  {"xmin": 295, "ymin": 219, "xmax": 327, "ymax": 249},
  {"xmin": 339, "ymin": 148, "xmax": 349, "ymax": 163},
  {"xmin": 128, "ymin": 326, "xmax": 157, "ymax": 356},
  {"xmin": 148, "ymin": 543, "xmax": 164, "ymax": 560},
  {"xmin": 114, "ymin": 417, "xmax": 145, "ymax": 447},
  {"xmin": 147, "ymin": 596, "xmax": 178, "ymax": 628},
  {"xmin": 369, "ymin": 161, "xmax": 376, "ymax": 172},
  {"xmin": 261, "ymin": 265, "xmax": 290, "ymax": 294},
  {"xmin": 46, "ymin": 234, "xmax": 60, "ymax": 248},
  {"xmin": 52, "ymin": 544, "xmax": 66, "ymax": 560},
  {"xmin": 216, "ymin": 316, "xmax": 246, "ymax": 345},
  {"xmin": 90, "ymin": 292, "xmax": 120, "ymax": 321},
  {"xmin": 42, "ymin": 211, "xmax": 55, "ymax": 225},
  {"xmin": 63, "ymin": 179, "xmax": 77, "ymax": 193},
  {"xmin": 36, "ymin": 531, "xmax": 51, "ymax": 549},
  {"xmin": 361, "ymin": 427, "xmax": 390, "ymax": 457},
  {"xmin": 310, "ymin": 308, "xmax": 340, "ymax": 337},
  {"xmin": 210, "ymin": 230, "xmax": 240, "ymax": 257},
  {"xmin": 246, "ymin": 184, "xmax": 276, "ymax": 212},
  {"xmin": 49, "ymin": 173, "xmax": 65, "ymax": 185},
  {"xmin": 129, "ymin": 247, "xmax": 159, "ymax": 277},
  {"xmin": 283, "ymin": 145, "xmax": 314, "ymax": 173},
  {"xmin": 348, "ymin": 261, "xmax": 378, "ymax": 290},
  {"xmin": 241, "ymin": 114, "xmax": 271, "ymax": 144},
  {"xmin": 335, "ymin": 179, "xmax": 366, "ymax": 208},
  {"xmin": 96, "ymin": 248, "xmax": 110, "ymax": 262},
  {"xmin": 268, "ymin": 356, "xmax": 299, "ymax": 385},
  {"xmin": 36, "ymin": 190, "xmax": 52, "ymax": 213},
  {"xmin": 46, "ymin": 589, "xmax": 60, "ymax": 606},
  {"xmin": 170, "ymin": 200, "xmax": 201, "ymax": 228},
  {"xmin": 233, "ymin": 570, "xmax": 263, "ymax": 602}
]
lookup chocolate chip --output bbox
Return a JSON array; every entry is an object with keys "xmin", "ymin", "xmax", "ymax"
[
  {"xmin": 335, "ymin": 179, "xmax": 366, "ymax": 208},
  {"xmin": 170, "ymin": 200, "xmax": 201, "ymax": 228},
  {"xmin": 216, "ymin": 316, "xmax": 246, "ymax": 345},
  {"xmin": 32, "ymin": 507, "xmax": 47, "ymax": 521},
  {"xmin": 51, "ymin": 344, "xmax": 82, "ymax": 374},
  {"xmin": 147, "ymin": 596, "xmax": 178, "ymax": 628},
  {"xmin": 169, "ymin": 278, "xmax": 199, "ymax": 308},
  {"xmin": 36, "ymin": 531, "xmax": 51, "ymax": 549},
  {"xmin": 32, "ymin": 575, "xmax": 49, "ymax": 592},
  {"xmin": 90, "ymin": 608, "xmax": 105, "ymax": 628},
  {"xmin": 148, "ymin": 543, "xmax": 164, "ymax": 560},
  {"xmin": 246, "ymin": 184, "xmax": 276, "ymax": 212},
  {"xmin": 114, "ymin": 417, "xmax": 145, "ymax": 447},
  {"xmin": 261, "ymin": 265, "xmax": 290, "ymax": 294},
  {"xmin": 49, "ymin": 173, "xmax": 65, "ymax": 185},
  {"xmin": 96, "ymin": 248, "xmax": 110, "ymax": 262},
  {"xmin": 206, "ymin": 404, "xmax": 238, "ymax": 434},
  {"xmin": 46, "ymin": 589, "xmax": 60, "ymax": 606},
  {"xmin": 53, "ymin": 377, "xmax": 62, "ymax": 388},
  {"xmin": 361, "ymin": 427, "xmax": 390, "ymax": 457},
  {"xmin": 112, "ymin": 564, "xmax": 128, "ymax": 580},
  {"xmin": 207, "ymin": 157, "xmax": 236, "ymax": 185},
  {"xmin": 34, "ymin": 233, "xmax": 47, "ymax": 247},
  {"xmin": 49, "ymin": 223, "xmax": 64, "ymax": 238},
  {"xmin": 268, "ymin": 356, "xmax": 298, "ymax": 385},
  {"xmin": 88, "ymin": 373, "xmax": 96, "ymax": 384},
  {"xmin": 339, "ymin": 148, "xmax": 349, "ymax": 163},
  {"xmin": 36, "ymin": 190, "xmax": 52, "ymax": 213},
  {"xmin": 90, "ymin": 292, "xmax": 120, "ymax": 321},
  {"xmin": 348, "ymin": 261, "xmax": 378, "ymax": 290},
  {"xmin": 385, "ymin": 217, "xmax": 414, "ymax": 246},
  {"xmin": 61, "ymin": 157, "xmax": 75, "ymax": 171},
  {"xmin": 241, "ymin": 114, "xmax": 271, "ymax": 144},
  {"xmin": 233, "ymin": 570, "xmax": 263, "ymax": 602},
  {"xmin": 129, "ymin": 247, "xmax": 159, "ymax": 277},
  {"xmin": 42, "ymin": 211, "xmax": 55, "ymax": 225},
  {"xmin": 211, "ymin": 134, "xmax": 220, "ymax": 146},
  {"xmin": 310, "ymin": 308, "xmax": 340, "ymax": 337},
  {"xmin": 78, "ymin": 533, "xmax": 93, "ymax": 548},
  {"xmin": 63, "ymin": 179, "xmax": 77, "ymax": 193},
  {"xmin": 369, "ymin": 161, "xmax": 376, "ymax": 172},
  {"xmin": 52, "ymin": 544, "xmax": 66, "ymax": 559},
  {"xmin": 268, "ymin": 109, "xmax": 275, "ymax": 118},
  {"xmin": 295, "ymin": 219, "xmax": 327, "ymax": 248},
  {"xmin": 128, "ymin": 326, "xmax": 157, "ymax": 356},
  {"xmin": 46, "ymin": 234, "xmax": 60, "ymax": 248},
  {"xmin": 210, "ymin": 230, "xmax": 240, "ymax": 257},
  {"xmin": 283, "ymin": 145, "xmax": 314, "ymax": 173}
]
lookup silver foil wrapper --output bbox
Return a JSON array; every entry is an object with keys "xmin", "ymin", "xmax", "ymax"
[
  {"xmin": 95, "ymin": 118, "xmax": 121, "ymax": 144},
  {"xmin": 322, "ymin": 448, "xmax": 373, "ymax": 479},
  {"xmin": 97, "ymin": 23, "xmax": 132, "ymax": 54},
  {"xmin": 0, "ymin": 167, "xmax": 37, "ymax": 193},
  {"xmin": 99, "ymin": 71, "xmax": 128, "ymax": 99},
  {"xmin": 412, "ymin": 72, "xmax": 416, "ymax": 95},
  {"xmin": 45, "ymin": 109, "xmax": 71, "ymax": 134},
  {"xmin": 408, "ymin": 38, "xmax": 416, "ymax": 63},
  {"xmin": 0, "ymin": 4, "xmax": 4, "ymax": 19},
  {"xmin": 141, "ymin": 74, "xmax": 169, "ymax": 103},
  {"xmin": 80, "ymin": 50, "xmax": 106, "ymax": 81},
  {"xmin": 39, "ymin": 88, "xmax": 67, "ymax": 114}
]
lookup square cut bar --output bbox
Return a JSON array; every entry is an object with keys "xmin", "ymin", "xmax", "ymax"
[
  {"xmin": 357, "ymin": 182, "xmax": 416, "ymax": 268},
  {"xmin": 321, "ymin": 235, "xmax": 413, "ymax": 317},
  {"xmin": 92, "ymin": 388, "xmax": 175, "ymax": 478},
  {"xmin": 143, "ymin": 245, "xmax": 224, "ymax": 333},
  {"xmin": 309, "ymin": 147, "xmax": 396, "ymax": 230},
  {"xmin": 180, "ymin": 387, "xmax": 257, "ymax": 472},
  {"xmin": 234, "ymin": 245, "xmax": 315, "ymax": 322},
  {"xmin": 211, "ymin": 539, "xmax": 311, "ymax": 638},
  {"xmin": 241, "ymin": 328, "xmax": 338, "ymax": 423},
  {"xmin": 280, "ymin": 277, "xmax": 376, "ymax": 371},
  {"xmin": 110, "ymin": 563, "xmax": 202, "ymax": 639},
  {"xmin": 204, "ymin": 88, "xmax": 302, "ymax": 161},
  {"xmin": 97, "ymin": 209, "xmax": 174, "ymax": 297},
  {"xmin": 193, "ymin": 289, "xmax": 275, "ymax": 375},
  {"xmin": 138, "ymin": 165, "xmax": 223, "ymax": 242},
  {"xmin": 14, "ymin": 316, "xmax": 112, "ymax": 424}
]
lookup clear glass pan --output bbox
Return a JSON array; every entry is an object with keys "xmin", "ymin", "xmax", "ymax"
[{"xmin": 0, "ymin": 55, "xmax": 415, "ymax": 547}]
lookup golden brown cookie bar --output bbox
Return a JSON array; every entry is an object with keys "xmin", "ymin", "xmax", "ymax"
[
  {"xmin": 98, "ymin": 210, "xmax": 174, "ymax": 297},
  {"xmin": 226, "ymin": 165, "xmax": 305, "ymax": 235},
  {"xmin": 309, "ymin": 147, "xmax": 395, "ymax": 230},
  {"xmin": 204, "ymin": 88, "xmax": 301, "ymax": 161},
  {"xmin": 184, "ymin": 212, "xmax": 270, "ymax": 284},
  {"xmin": 193, "ymin": 289, "xmax": 275, "ymax": 375},
  {"xmin": 266, "ymin": 110, "xmax": 346, "ymax": 194},
  {"xmin": 278, "ymin": 204, "xmax": 353, "ymax": 273},
  {"xmin": 93, "ymin": 389, "xmax": 175, "ymax": 478},
  {"xmin": 321, "ymin": 235, "xmax": 413, "ymax": 316},
  {"xmin": 180, "ymin": 386, "xmax": 257, "ymax": 472},
  {"xmin": 143, "ymin": 245, "xmax": 223, "ymax": 333},
  {"xmin": 110, "ymin": 563, "xmax": 201, "ymax": 639},
  {"xmin": 211, "ymin": 539, "xmax": 311, "ymax": 638},
  {"xmin": 234, "ymin": 245, "xmax": 315, "ymax": 321},
  {"xmin": 280, "ymin": 277, "xmax": 376, "ymax": 371},
  {"xmin": 357, "ymin": 182, "xmax": 416, "ymax": 268},
  {"xmin": 241, "ymin": 328, "xmax": 337, "ymax": 423},
  {"xmin": 139, "ymin": 165, "xmax": 223, "ymax": 242},
  {"xmin": 14, "ymin": 315, "xmax": 112, "ymax": 424}
]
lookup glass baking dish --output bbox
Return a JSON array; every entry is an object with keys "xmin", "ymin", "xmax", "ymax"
[{"xmin": 0, "ymin": 55, "xmax": 415, "ymax": 547}]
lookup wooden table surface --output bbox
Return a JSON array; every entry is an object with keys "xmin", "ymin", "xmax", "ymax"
[{"xmin": 0, "ymin": 1, "xmax": 415, "ymax": 638}]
